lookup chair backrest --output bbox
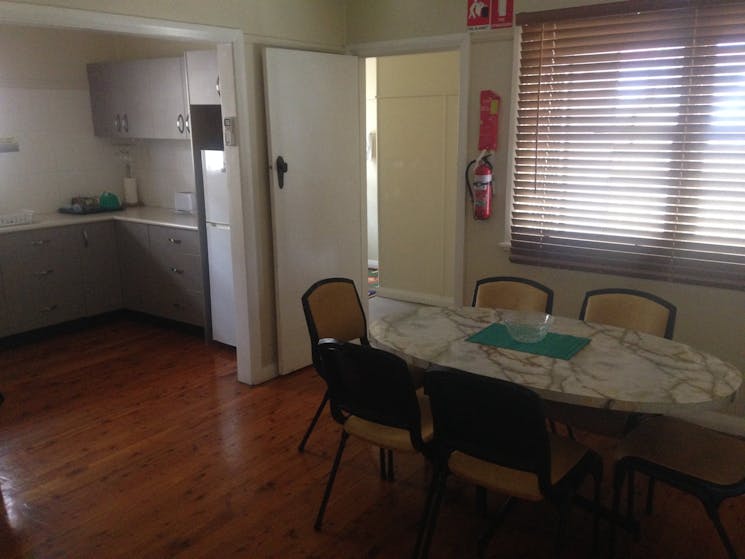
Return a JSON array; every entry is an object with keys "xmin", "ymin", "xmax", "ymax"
[
  {"xmin": 317, "ymin": 339, "xmax": 424, "ymax": 448},
  {"xmin": 579, "ymin": 288, "xmax": 676, "ymax": 339},
  {"xmin": 424, "ymin": 368, "xmax": 552, "ymax": 494},
  {"xmin": 302, "ymin": 277, "xmax": 369, "ymax": 370},
  {"xmin": 472, "ymin": 276, "xmax": 554, "ymax": 314}
]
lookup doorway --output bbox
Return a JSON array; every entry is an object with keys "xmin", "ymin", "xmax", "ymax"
[
  {"xmin": 0, "ymin": 2, "xmax": 259, "ymax": 385},
  {"xmin": 365, "ymin": 50, "xmax": 461, "ymax": 306}
]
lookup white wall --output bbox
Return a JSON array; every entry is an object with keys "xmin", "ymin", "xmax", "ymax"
[
  {"xmin": 0, "ymin": 25, "xmax": 122, "ymax": 213},
  {"xmin": 0, "ymin": 25, "xmax": 211, "ymax": 214}
]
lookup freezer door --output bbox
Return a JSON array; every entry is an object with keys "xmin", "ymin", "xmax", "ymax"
[
  {"xmin": 207, "ymin": 223, "xmax": 236, "ymax": 346},
  {"xmin": 202, "ymin": 150, "xmax": 230, "ymax": 225}
]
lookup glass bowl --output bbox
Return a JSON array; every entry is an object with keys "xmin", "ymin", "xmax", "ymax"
[{"xmin": 503, "ymin": 312, "xmax": 554, "ymax": 343}]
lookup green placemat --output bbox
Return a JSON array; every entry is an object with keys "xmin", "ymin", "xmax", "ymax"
[{"xmin": 467, "ymin": 323, "xmax": 590, "ymax": 360}]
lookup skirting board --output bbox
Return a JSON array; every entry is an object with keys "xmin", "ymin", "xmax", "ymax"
[{"xmin": 374, "ymin": 286, "xmax": 454, "ymax": 308}]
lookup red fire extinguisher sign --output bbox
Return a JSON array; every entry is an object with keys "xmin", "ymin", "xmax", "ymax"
[{"xmin": 478, "ymin": 90, "xmax": 500, "ymax": 151}]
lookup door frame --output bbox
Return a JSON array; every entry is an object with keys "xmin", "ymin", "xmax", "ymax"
[
  {"xmin": 348, "ymin": 33, "xmax": 470, "ymax": 307},
  {"xmin": 0, "ymin": 1, "xmax": 262, "ymax": 384}
]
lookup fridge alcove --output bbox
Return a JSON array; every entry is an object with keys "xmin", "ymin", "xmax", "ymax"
[{"xmin": 190, "ymin": 104, "xmax": 237, "ymax": 346}]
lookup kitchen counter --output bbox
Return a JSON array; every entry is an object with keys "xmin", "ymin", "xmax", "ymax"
[{"xmin": 0, "ymin": 206, "xmax": 198, "ymax": 233}]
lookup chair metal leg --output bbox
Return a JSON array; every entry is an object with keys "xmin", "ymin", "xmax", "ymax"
[
  {"xmin": 626, "ymin": 469, "xmax": 636, "ymax": 527},
  {"xmin": 704, "ymin": 500, "xmax": 738, "ymax": 559},
  {"xmin": 314, "ymin": 430, "xmax": 349, "ymax": 531},
  {"xmin": 478, "ymin": 497, "xmax": 515, "ymax": 558},
  {"xmin": 591, "ymin": 459, "xmax": 603, "ymax": 556},
  {"xmin": 645, "ymin": 477, "xmax": 655, "ymax": 515},
  {"xmin": 418, "ymin": 469, "xmax": 448, "ymax": 559},
  {"xmin": 476, "ymin": 486, "xmax": 488, "ymax": 517},
  {"xmin": 413, "ymin": 466, "xmax": 443, "ymax": 559},
  {"xmin": 609, "ymin": 464, "xmax": 627, "ymax": 559},
  {"xmin": 387, "ymin": 449, "xmax": 395, "ymax": 482},
  {"xmin": 299, "ymin": 390, "xmax": 329, "ymax": 452},
  {"xmin": 554, "ymin": 496, "xmax": 572, "ymax": 558}
]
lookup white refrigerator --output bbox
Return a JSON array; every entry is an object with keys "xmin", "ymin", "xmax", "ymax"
[{"xmin": 202, "ymin": 149, "xmax": 237, "ymax": 346}]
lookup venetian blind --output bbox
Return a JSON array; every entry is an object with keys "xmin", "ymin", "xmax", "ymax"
[{"xmin": 511, "ymin": 2, "xmax": 745, "ymax": 290}]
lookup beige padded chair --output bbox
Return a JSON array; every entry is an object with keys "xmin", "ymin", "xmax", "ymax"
[
  {"xmin": 580, "ymin": 288, "xmax": 676, "ymax": 339},
  {"xmin": 546, "ymin": 288, "xmax": 677, "ymax": 438},
  {"xmin": 300, "ymin": 277, "xmax": 370, "ymax": 453},
  {"xmin": 300, "ymin": 277, "xmax": 424, "ymax": 453},
  {"xmin": 610, "ymin": 416, "xmax": 745, "ymax": 559},
  {"xmin": 472, "ymin": 276, "xmax": 554, "ymax": 313}
]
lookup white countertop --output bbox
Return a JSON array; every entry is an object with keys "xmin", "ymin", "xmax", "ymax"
[{"xmin": 0, "ymin": 207, "xmax": 198, "ymax": 233}]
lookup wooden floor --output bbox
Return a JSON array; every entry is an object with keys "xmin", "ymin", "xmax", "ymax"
[{"xmin": 0, "ymin": 317, "xmax": 743, "ymax": 558}]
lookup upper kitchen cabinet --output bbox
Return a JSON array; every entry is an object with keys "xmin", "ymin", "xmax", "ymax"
[
  {"xmin": 87, "ymin": 56, "xmax": 190, "ymax": 140},
  {"xmin": 185, "ymin": 50, "xmax": 220, "ymax": 105}
]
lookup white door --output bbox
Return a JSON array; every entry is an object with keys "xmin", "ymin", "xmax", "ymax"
[{"xmin": 264, "ymin": 48, "xmax": 364, "ymax": 375}]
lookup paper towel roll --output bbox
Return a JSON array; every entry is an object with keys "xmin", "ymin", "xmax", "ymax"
[{"xmin": 123, "ymin": 177, "xmax": 139, "ymax": 206}]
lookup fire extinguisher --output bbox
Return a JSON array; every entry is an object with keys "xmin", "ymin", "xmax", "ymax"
[{"xmin": 465, "ymin": 152, "xmax": 493, "ymax": 220}]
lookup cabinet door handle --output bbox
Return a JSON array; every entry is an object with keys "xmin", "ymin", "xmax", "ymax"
[
  {"xmin": 177, "ymin": 114, "xmax": 185, "ymax": 134},
  {"xmin": 172, "ymin": 302, "xmax": 184, "ymax": 309},
  {"xmin": 170, "ymin": 267, "xmax": 184, "ymax": 274},
  {"xmin": 34, "ymin": 269, "xmax": 54, "ymax": 277},
  {"xmin": 122, "ymin": 113, "xmax": 129, "ymax": 133},
  {"xmin": 114, "ymin": 113, "xmax": 121, "ymax": 132},
  {"xmin": 82, "ymin": 228, "xmax": 89, "ymax": 248},
  {"xmin": 185, "ymin": 114, "xmax": 190, "ymax": 134},
  {"xmin": 41, "ymin": 304, "xmax": 58, "ymax": 313},
  {"xmin": 216, "ymin": 76, "xmax": 221, "ymax": 97},
  {"xmin": 30, "ymin": 239, "xmax": 51, "ymax": 246},
  {"xmin": 168, "ymin": 237, "xmax": 182, "ymax": 244}
]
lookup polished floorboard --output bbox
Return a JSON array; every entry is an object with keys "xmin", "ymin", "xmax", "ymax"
[{"xmin": 0, "ymin": 317, "xmax": 743, "ymax": 558}]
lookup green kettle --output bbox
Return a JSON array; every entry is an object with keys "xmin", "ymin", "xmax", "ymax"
[{"xmin": 99, "ymin": 192, "xmax": 121, "ymax": 210}]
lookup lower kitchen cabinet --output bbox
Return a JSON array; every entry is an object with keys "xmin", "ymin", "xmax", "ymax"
[
  {"xmin": 0, "ymin": 219, "xmax": 203, "ymax": 339},
  {"xmin": 116, "ymin": 221, "xmax": 150, "ymax": 312},
  {"xmin": 0, "ymin": 226, "xmax": 85, "ymax": 333},
  {"xmin": 80, "ymin": 222, "xmax": 122, "ymax": 315},
  {"xmin": 116, "ymin": 222, "xmax": 204, "ymax": 326},
  {"xmin": 144, "ymin": 225, "xmax": 204, "ymax": 326}
]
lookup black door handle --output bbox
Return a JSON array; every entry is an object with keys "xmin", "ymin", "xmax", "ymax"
[{"xmin": 276, "ymin": 156, "xmax": 288, "ymax": 189}]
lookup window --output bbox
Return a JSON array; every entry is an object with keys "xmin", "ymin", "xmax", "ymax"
[{"xmin": 511, "ymin": 1, "xmax": 745, "ymax": 290}]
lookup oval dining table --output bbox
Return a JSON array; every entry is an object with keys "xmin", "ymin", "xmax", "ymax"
[{"xmin": 369, "ymin": 305, "xmax": 743, "ymax": 415}]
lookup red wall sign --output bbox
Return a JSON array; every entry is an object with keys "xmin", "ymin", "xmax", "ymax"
[{"xmin": 467, "ymin": 0, "xmax": 514, "ymax": 30}]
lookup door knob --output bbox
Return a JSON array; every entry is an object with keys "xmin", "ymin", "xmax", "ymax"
[{"xmin": 276, "ymin": 156, "xmax": 288, "ymax": 189}]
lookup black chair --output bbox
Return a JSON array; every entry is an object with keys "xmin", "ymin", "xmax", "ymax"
[
  {"xmin": 611, "ymin": 416, "xmax": 745, "ymax": 559},
  {"xmin": 415, "ymin": 368, "xmax": 602, "ymax": 559},
  {"xmin": 314, "ymin": 339, "xmax": 433, "ymax": 531},
  {"xmin": 472, "ymin": 276, "xmax": 554, "ymax": 314},
  {"xmin": 300, "ymin": 277, "xmax": 370, "ymax": 452}
]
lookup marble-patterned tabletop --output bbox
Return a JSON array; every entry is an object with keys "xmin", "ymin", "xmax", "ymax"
[{"xmin": 369, "ymin": 306, "xmax": 743, "ymax": 414}]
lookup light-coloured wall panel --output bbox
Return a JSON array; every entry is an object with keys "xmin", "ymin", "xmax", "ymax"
[{"xmin": 377, "ymin": 51, "xmax": 459, "ymax": 302}]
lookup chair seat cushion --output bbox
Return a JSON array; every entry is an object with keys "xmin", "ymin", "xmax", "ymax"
[
  {"xmin": 447, "ymin": 434, "xmax": 589, "ymax": 501},
  {"xmin": 343, "ymin": 388, "xmax": 433, "ymax": 451},
  {"xmin": 615, "ymin": 416, "xmax": 745, "ymax": 487}
]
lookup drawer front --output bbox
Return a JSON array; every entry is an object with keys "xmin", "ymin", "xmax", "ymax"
[
  {"xmin": 150, "ymin": 252, "xmax": 203, "ymax": 294},
  {"xmin": 149, "ymin": 226, "xmax": 200, "ymax": 256},
  {"xmin": 5, "ymin": 280, "xmax": 85, "ymax": 333},
  {"xmin": 145, "ymin": 287, "xmax": 204, "ymax": 326},
  {"xmin": 1, "ymin": 226, "xmax": 81, "ymax": 263}
]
